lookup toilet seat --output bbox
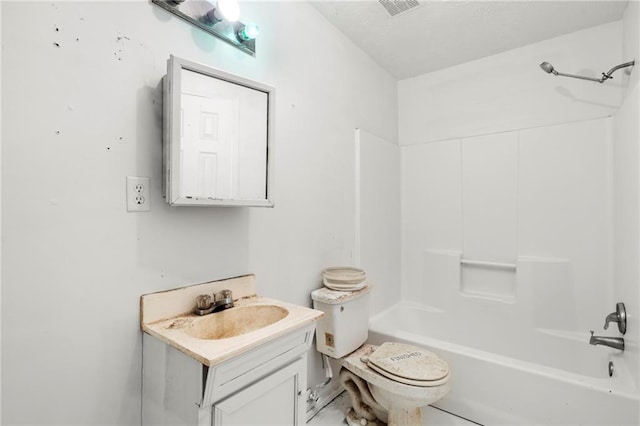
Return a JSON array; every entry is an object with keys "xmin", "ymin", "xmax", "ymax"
[
  {"xmin": 366, "ymin": 342, "xmax": 449, "ymax": 387},
  {"xmin": 341, "ymin": 344, "xmax": 449, "ymax": 395}
]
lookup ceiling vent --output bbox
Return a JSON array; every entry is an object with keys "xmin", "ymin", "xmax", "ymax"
[{"xmin": 378, "ymin": 0, "xmax": 420, "ymax": 17}]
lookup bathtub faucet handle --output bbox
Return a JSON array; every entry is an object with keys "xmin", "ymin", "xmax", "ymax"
[{"xmin": 603, "ymin": 302, "xmax": 626, "ymax": 335}]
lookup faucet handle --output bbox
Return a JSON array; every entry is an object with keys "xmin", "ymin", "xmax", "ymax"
[
  {"xmin": 215, "ymin": 289, "xmax": 232, "ymax": 301},
  {"xmin": 603, "ymin": 316, "xmax": 614, "ymax": 330},
  {"xmin": 603, "ymin": 302, "xmax": 627, "ymax": 335},
  {"xmin": 196, "ymin": 294, "xmax": 212, "ymax": 310}
]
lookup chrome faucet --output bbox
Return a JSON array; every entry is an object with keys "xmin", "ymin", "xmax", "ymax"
[
  {"xmin": 590, "ymin": 331, "xmax": 624, "ymax": 351},
  {"xmin": 194, "ymin": 289, "xmax": 234, "ymax": 315}
]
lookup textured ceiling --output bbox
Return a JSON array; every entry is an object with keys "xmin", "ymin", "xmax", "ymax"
[{"xmin": 310, "ymin": 0, "xmax": 628, "ymax": 79}]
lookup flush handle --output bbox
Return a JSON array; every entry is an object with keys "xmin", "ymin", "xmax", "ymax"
[{"xmin": 604, "ymin": 302, "xmax": 627, "ymax": 335}]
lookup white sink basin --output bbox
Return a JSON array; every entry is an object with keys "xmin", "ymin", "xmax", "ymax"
[{"xmin": 185, "ymin": 305, "xmax": 289, "ymax": 340}]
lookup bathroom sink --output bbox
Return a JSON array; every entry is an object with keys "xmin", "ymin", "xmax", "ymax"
[
  {"xmin": 185, "ymin": 305, "xmax": 289, "ymax": 340},
  {"xmin": 141, "ymin": 275, "xmax": 323, "ymax": 366}
]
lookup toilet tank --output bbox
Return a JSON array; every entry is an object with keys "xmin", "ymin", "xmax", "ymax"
[{"xmin": 311, "ymin": 286, "xmax": 370, "ymax": 358}]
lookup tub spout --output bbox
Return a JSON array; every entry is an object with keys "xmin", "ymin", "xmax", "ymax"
[{"xmin": 589, "ymin": 331, "xmax": 624, "ymax": 351}]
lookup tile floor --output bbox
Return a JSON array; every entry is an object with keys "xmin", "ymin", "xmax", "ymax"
[{"xmin": 308, "ymin": 392, "xmax": 480, "ymax": 426}]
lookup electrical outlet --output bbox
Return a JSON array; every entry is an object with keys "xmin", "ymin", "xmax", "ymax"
[{"xmin": 126, "ymin": 176, "xmax": 150, "ymax": 212}]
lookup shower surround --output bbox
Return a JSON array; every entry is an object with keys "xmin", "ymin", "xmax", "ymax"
[
  {"xmin": 402, "ymin": 118, "xmax": 611, "ymax": 335},
  {"xmin": 354, "ymin": 16, "xmax": 639, "ymax": 425},
  {"xmin": 396, "ymin": 117, "xmax": 638, "ymax": 424}
]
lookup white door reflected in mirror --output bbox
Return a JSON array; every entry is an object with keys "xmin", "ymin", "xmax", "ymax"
[{"xmin": 180, "ymin": 91, "xmax": 237, "ymax": 200}]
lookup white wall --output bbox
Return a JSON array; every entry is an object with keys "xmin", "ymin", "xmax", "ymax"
[
  {"xmin": 1, "ymin": 2, "xmax": 397, "ymax": 425},
  {"xmin": 356, "ymin": 129, "xmax": 401, "ymax": 314},
  {"xmin": 613, "ymin": 0, "xmax": 640, "ymax": 389},
  {"xmin": 399, "ymin": 21, "xmax": 623, "ymax": 144}
]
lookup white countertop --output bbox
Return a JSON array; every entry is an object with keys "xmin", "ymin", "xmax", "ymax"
[{"xmin": 140, "ymin": 275, "xmax": 323, "ymax": 366}]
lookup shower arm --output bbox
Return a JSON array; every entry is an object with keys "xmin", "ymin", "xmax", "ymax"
[
  {"xmin": 601, "ymin": 61, "xmax": 636, "ymax": 82},
  {"xmin": 554, "ymin": 70, "xmax": 603, "ymax": 83},
  {"xmin": 555, "ymin": 60, "xmax": 635, "ymax": 83}
]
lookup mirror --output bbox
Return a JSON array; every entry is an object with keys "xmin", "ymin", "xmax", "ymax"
[{"xmin": 163, "ymin": 55, "xmax": 274, "ymax": 206}]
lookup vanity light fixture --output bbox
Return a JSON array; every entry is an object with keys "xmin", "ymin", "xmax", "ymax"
[
  {"xmin": 236, "ymin": 23, "xmax": 259, "ymax": 41},
  {"xmin": 151, "ymin": 0, "xmax": 258, "ymax": 56},
  {"xmin": 206, "ymin": 0, "xmax": 240, "ymax": 23}
]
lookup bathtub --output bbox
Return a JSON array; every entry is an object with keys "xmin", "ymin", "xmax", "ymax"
[{"xmin": 368, "ymin": 302, "xmax": 639, "ymax": 425}]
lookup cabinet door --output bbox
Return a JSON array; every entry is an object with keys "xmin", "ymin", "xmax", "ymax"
[{"xmin": 213, "ymin": 358, "xmax": 305, "ymax": 426}]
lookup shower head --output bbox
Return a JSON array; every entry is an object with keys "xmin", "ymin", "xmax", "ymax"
[
  {"xmin": 539, "ymin": 62, "xmax": 557, "ymax": 75},
  {"xmin": 539, "ymin": 60, "xmax": 635, "ymax": 83}
]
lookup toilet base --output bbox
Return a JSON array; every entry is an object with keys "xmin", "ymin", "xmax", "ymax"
[
  {"xmin": 345, "ymin": 408, "xmax": 386, "ymax": 426},
  {"xmin": 344, "ymin": 406, "xmax": 422, "ymax": 426},
  {"xmin": 387, "ymin": 407, "xmax": 421, "ymax": 426}
]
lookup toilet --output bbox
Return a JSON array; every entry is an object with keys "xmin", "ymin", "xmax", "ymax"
[{"xmin": 311, "ymin": 286, "xmax": 450, "ymax": 426}]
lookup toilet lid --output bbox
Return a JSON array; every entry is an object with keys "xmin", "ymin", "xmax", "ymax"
[{"xmin": 366, "ymin": 342, "xmax": 449, "ymax": 386}]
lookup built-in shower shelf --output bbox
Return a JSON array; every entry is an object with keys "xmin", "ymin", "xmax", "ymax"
[
  {"xmin": 460, "ymin": 257, "xmax": 517, "ymax": 301},
  {"xmin": 460, "ymin": 258, "xmax": 517, "ymax": 270}
]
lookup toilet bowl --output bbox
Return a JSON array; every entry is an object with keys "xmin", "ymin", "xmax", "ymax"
[
  {"xmin": 311, "ymin": 286, "xmax": 450, "ymax": 425},
  {"xmin": 341, "ymin": 343, "xmax": 450, "ymax": 425}
]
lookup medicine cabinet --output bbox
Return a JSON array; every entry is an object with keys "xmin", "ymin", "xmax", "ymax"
[{"xmin": 163, "ymin": 55, "xmax": 274, "ymax": 207}]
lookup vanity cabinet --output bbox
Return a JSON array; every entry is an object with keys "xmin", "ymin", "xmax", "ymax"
[
  {"xmin": 140, "ymin": 275, "xmax": 323, "ymax": 426},
  {"xmin": 213, "ymin": 358, "xmax": 304, "ymax": 425},
  {"xmin": 142, "ymin": 323, "xmax": 314, "ymax": 426}
]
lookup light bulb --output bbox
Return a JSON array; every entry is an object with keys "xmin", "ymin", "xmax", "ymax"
[
  {"xmin": 237, "ymin": 23, "xmax": 259, "ymax": 41},
  {"xmin": 216, "ymin": 0, "xmax": 240, "ymax": 22}
]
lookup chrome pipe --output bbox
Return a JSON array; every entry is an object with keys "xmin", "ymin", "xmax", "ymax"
[
  {"xmin": 602, "ymin": 60, "xmax": 636, "ymax": 81},
  {"xmin": 555, "ymin": 71, "xmax": 603, "ymax": 83}
]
